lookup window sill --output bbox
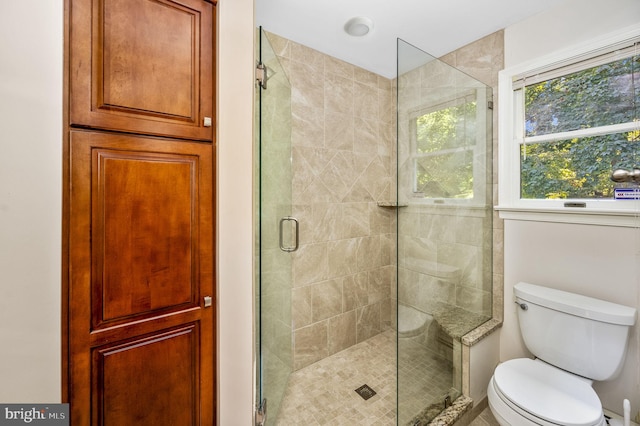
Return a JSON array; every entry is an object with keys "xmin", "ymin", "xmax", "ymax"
[
  {"xmin": 495, "ymin": 205, "xmax": 639, "ymax": 227},
  {"xmin": 402, "ymin": 202, "xmax": 492, "ymax": 218}
]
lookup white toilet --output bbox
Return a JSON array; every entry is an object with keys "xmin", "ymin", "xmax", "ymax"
[
  {"xmin": 488, "ymin": 282, "xmax": 637, "ymax": 426},
  {"xmin": 398, "ymin": 304, "xmax": 432, "ymax": 338}
]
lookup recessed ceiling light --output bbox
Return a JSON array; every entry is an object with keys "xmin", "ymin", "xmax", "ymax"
[{"xmin": 344, "ymin": 17, "xmax": 373, "ymax": 37}]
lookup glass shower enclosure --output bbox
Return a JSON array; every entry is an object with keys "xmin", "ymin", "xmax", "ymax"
[
  {"xmin": 396, "ymin": 39, "xmax": 493, "ymax": 424},
  {"xmin": 255, "ymin": 32, "xmax": 494, "ymax": 425}
]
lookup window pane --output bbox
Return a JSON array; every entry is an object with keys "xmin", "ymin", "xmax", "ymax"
[
  {"xmin": 416, "ymin": 101, "xmax": 476, "ymax": 152},
  {"xmin": 413, "ymin": 98, "xmax": 477, "ymax": 199},
  {"xmin": 524, "ymin": 55, "xmax": 639, "ymax": 137},
  {"xmin": 520, "ymin": 131, "xmax": 639, "ymax": 199},
  {"xmin": 415, "ymin": 150, "xmax": 473, "ymax": 198}
]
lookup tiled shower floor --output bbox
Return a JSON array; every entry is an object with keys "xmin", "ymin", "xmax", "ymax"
[{"xmin": 274, "ymin": 330, "xmax": 454, "ymax": 425}]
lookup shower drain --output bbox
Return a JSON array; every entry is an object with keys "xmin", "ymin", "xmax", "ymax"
[{"xmin": 354, "ymin": 384, "xmax": 377, "ymax": 400}]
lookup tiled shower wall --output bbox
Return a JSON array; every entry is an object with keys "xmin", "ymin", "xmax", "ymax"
[
  {"xmin": 397, "ymin": 66, "xmax": 493, "ymax": 319},
  {"xmin": 397, "ymin": 31, "xmax": 504, "ymax": 323},
  {"xmin": 265, "ymin": 32, "xmax": 396, "ymax": 371},
  {"xmin": 440, "ymin": 31, "xmax": 504, "ymax": 322}
]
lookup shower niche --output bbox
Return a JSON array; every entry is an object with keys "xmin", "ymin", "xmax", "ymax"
[{"xmin": 255, "ymin": 30, "xmax": 494, "ymax": 425}]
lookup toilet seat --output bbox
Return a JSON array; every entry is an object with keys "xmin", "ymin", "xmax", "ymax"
[{"xmin": 492, "ymin": 358, "xmax": 604, "ymax": 426}]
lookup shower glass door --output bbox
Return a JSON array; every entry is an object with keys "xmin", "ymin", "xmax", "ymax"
[{"xmin": 256, "ymin": 28, "xmax": 293, "ymax": 425}]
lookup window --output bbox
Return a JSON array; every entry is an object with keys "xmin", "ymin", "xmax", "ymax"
[
  {"xmin": 410, "ymin": 89, "xmax": 490, "ymax": 204},
  {"xmin": 498, "ymin": 27, "xmax": 640, "ymax": 225},
  {"xmin": 517, "ymin": 50, "xmax": 639, "ymax": 200}
]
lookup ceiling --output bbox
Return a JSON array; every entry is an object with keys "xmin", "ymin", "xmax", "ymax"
[{"xmin": 256, "ymin": 0, "xmax": 564, "ymax": 78}]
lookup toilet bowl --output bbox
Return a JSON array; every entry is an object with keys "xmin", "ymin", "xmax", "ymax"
[
  {"xmin": 487, "ymin": 282, "xmax": 637, "ymax": 426},
  {"xmin": 488, "ymin": 358, "xmax": 605, "ymax": 426},
  {"xmin": 397, "ymin": 304, "xmax": 432, "ymax": 338}
]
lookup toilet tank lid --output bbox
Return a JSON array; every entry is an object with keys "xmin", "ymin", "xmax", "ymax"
[{"xmin": 514, "ymin": 282, "xmax": 637, "ymax": 326}]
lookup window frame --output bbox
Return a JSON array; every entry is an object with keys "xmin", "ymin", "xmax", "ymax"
[
  {"xmin": 408, "ymin": 88, "xmax": 490, "ymax": 207},
  {"xmin": 497, "ymin": 25, "xmax": 640, "ymax": 227}
]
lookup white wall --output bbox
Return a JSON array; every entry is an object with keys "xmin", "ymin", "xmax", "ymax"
[
  {"xmin": 502, "ymin": 0, "xmax": 640, "ymax": 416},
  {"xmin": 469, "ymin": 330, "xmax": 500, "ymax": 403},
  {"xmin": 504, "ymin": 0, "xmax": 640, "ymax": 68},
  {"xmin": 502, "ymin": 221, "xmax": 640, "ymax": 413},
  {"xmin": 217, "ymin": 0, "xmax": 256, "ymax": 424},
  {"xmin": 0, "ymin": 0, "xmax": 63, "ymax": 403},
  {"xmin": 0, "ymin": 0, "xmax": 257, "ymax": 422}
]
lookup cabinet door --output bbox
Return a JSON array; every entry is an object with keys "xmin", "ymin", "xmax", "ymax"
[
  {"xmin": 69, "ymin": 0, "xmax": 214, "ymax": 141},
  {"xmin": 68, "ymin": 130, "xmax": 214, "ymax": 425}
]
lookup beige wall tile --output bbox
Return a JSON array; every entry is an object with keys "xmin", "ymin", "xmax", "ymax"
[
  {"xmin": 357, "ymin": 236, "xmax": 382, "ymax": 272},
  {"xmin": 267, "ymin": 29, "xmax": 503, "ymax": 374},
  {"xmin": 294, "ymin": 321, "xmax": 329, "ymax": 369},
  {"xmin": 354, "ymin": 67, "xmax": 379, "ymax": 88},
  {"xmin": 328, "ymin": 311, "xmax": 357, "ymax": 354},
  {"xmin": 292, "ymin": 285, "xmax": 313, "ymax": 329},
  {"xmin": 292, "ymin": 242, "xmax": 328, "ymax": 287},
  {"xmin": 312, "ymin": 279, "xmax": 343, "ymax": 322},
  {"xmin": 368, "ymin": 267, "xmax": 388, "ymax": 304},
  {"xmin": 264, "ymin": 31, "xmax": 290, "ymax": 58},
  {"xmin": 342, "ymin": 202, "xmax": 371, "ymax": 238},
  {"xmin": 291, "ymin": 104, "xmax": 325, "ymax": 148},
  {"xmin": 290, "ymin": 60, "xmax": 324, "ymax": 110},
  {"xmin": 289, "ymin": 40, "xmax": 325, "ymax": 71},
  {"xmin": 271, "ymin": 31, "xmax": 396, "ymax": 370},
  {"xmin": 357, "ymin": 302, "xmax": 382, "ymax": 342},
  {"xmin": 354, "ymin": 81, "xmax": 379, "ymax": 119},
  {"xmin": 325, "ymin": 73, "xmax": 354, "ymax": 115},
  {"xmin": 327, "ymin": 239, "xmax": 359, "ymax": 278},
  {"xmin": 325, "ymin": 55, "xmax": 356, "ymax": 80},
  {"xmin": 325, "ymin": 112, "xmax": 354, "ymax": 150},
  {"xmin": 343, "ymin": 272, "xmax": 369, "ymax": 311}
]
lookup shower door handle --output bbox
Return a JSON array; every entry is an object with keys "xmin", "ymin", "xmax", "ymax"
[{"xmin": 279, "ymin": 216, "xmax": 299, "ymax": 252}]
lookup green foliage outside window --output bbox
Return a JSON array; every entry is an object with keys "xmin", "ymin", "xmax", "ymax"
[
  {"xmin": 521, "ymin": 55, "xmax": 639, "ymax": 199},
  {"xmin": 414, "ymin": 101, "xmax": 476, "ymax": 199}
]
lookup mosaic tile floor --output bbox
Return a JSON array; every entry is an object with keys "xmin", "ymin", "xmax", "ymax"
[{"xmin": 274, "ymin": 330, "xmax": 456, "ymax": 425}]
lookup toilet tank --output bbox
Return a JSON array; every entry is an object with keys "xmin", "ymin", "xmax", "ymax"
[{"xmin": 515, "ymin": 282, "xmax": 637, "ymax": 381}]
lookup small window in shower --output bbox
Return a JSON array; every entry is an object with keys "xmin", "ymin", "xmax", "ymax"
[{"xmin": 410, "ymin": 92, "xmax": 485, "ymax": 201}]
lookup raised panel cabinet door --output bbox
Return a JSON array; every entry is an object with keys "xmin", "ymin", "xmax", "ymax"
[
  {"xmin": 69, "ymin": 0, "xmax": 214, "ymax": 141},
  {"xmin": 93, "ymin": 326, "xmax": 200, "ymax": 425},
  {"xmin": 68, "ymin": 130, "xmax": 214, "ymax": 425}
]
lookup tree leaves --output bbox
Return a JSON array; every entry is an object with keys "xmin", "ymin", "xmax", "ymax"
[{"xmin": 520, "ymin": 55, "xmax": 639, "ymax": 199}]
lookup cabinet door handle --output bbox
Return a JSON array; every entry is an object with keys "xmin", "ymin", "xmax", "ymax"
[
  {"xmin": 204, "ymin": 296, "xmax": 212, "ymax": 308},
  {"xmin": 279, "ymin": 217, "xmax": 299, "ymax": 252}
]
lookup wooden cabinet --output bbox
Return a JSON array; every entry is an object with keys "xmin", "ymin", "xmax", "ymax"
[
  {"xmin": 63, "ymin": 1, "xmax": 216, "ymax": 424},
  {"xmin": 68, "ymin": 131, "xmax": 214, "ymax": 425},
  {"xmin": 69, "ymin": 0, "xmax": 214, "ymax": 141},
  {"xmin": 69, "ymin": 130, "xmax": 215, "ymax": 426}
]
